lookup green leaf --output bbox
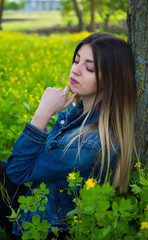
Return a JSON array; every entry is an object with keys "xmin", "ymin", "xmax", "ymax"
[
  {"xmin": 40, "ymin": 182, "xmax": 46, "ymax": 191},
  {"xmin": 119, "ymin": 198, "xmax": 134, "ymax": 212},
  {"xmin": 42, "ymin": 198, "xmax": 48, "ymax": 204},
  {"xmin": 102, "ymin": 225, "xmax": 111, "ymax": 237},
  {"xmin": 6, "ymin": 207, "xmax": 19, "ymax": 220},
  {"xmin": 32, "ymin": 215, "xmax": 40, "ymax": 226},
  {"xmin": 139, "ymin": 176, "xmax": 148, "ymax": 186},
  {"xmin": 30, "ymin": 205, "xmax": 37, "ymax": 212},
  {"xmin": 24, "ymin": 182, "xmax": 32, "ymax": 188},
  {"xmin": 20, "ymin": 203, "xmax": 26, "ymax": 210},
  {"xmin": 112, "ymin": 201, "xmax": 119, "ymax": 216},
  {"xmin": 23, "ymin": 221, "xmax": 32, "ymax": 230},
  {"xmin": 66, "ymin": 208, "xmax": 78, "ymax": 219},
  {"xmin": 31, "ymin": 229, "xmax": 40, "ymax": 240},
  {"xmin": 22, "ymin": 231, "xmax": 32, "ymax": 240},
  {"xmin": 124, "ymin": 236, "xmax": 135, "ymax": 240},
  {"xmin": 40, "ymin": 220, "xmax": 51, "ymax": 230},
  {"xmin": 101, "ymin": 182, "xmax": 115, "ymax": 196},
  {"xmin": 18, "ymin": 195, "xmax": 26, "ymax": 204},
  {"xmin": 130, "ymin": 184, "xmax": 142, "ymax": 194},
  {"xmin": 51, "ymin": 226, "xmax": 59, "ymax": 237},
  {"xmin": 84, "ymin": 206, "xmax": 94, "ymax": 214},
  {"xmin": 39, "ymin": 205, "xmax": 45, "ymax": 211}
]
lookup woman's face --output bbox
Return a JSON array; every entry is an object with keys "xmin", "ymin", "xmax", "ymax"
[{"xmin": 70, "ymin": 44, "xmax": 98, "ymax": 101}]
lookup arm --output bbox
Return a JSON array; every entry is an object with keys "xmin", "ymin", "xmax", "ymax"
[{"xmin": 6, "ymin": 121, "xmax": 99, "ymax": 184}]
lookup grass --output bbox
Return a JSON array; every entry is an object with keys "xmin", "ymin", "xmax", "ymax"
[
  {"xmin": 2, "ymin": 10, "xmax": 78, "ymax": 32},
  {"xmin": 1, "ymin": 10, "xmax": 127, "ymax": 33}
]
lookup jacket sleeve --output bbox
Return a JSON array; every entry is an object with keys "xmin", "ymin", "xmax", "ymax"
[{"xmin": 6, "ymin": 121, "xmax": 100, "ymax": 185}]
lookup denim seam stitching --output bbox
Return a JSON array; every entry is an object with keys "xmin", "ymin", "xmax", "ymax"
[
  {"xmin": 26, "ymin": 122, "xmax": 48, "ymax": 137},
  {"xmin": 22, "ymin": 133, "xmax": 45, "ymax": 144}
]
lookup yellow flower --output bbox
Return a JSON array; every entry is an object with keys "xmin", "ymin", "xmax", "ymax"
[
  {"xmin": 60, "ymin": 190, "xmax": 64, "ymax": 193},
  {"xmin": 73, "ymin": 216, "xmax": 82, "ymax": 225},
  {"xmin": 24, "ymin": 114, "xmax": 28, "ymax": 118},
  {"xmin": 69, "ymin": 173, "xmax": 76, "ymax": 180},
  {"xmin": 141, "ymin": 222, "xmax": 148, "ymax": 229},
  {"xmin": 145, "ymin": 205, "xmax": 148, "ymax": 211},
  {"xmin": 85, "ymin": 178, "xmax": 96, "ymax": 190},
  {"xmin": 134, "ymin": 162, "xmax": 141, "ymax": 168}
]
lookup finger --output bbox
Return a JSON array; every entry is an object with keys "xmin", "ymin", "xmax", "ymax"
[
  {"xmin": 64, "ymin": 85, "xmax": 70, "ymax": 96},
  {"xmin": 64, "ymin": 93, "xmax": 77, "ymax": 109}
]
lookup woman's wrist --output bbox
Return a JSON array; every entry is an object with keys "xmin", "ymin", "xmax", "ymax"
[{"xmin": 31, "ymin": 109, "xmax": 53, "ymax": 131}]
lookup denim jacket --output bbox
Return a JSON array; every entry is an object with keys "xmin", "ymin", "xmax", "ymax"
[{"xmin": 5, "ymin": 101, "xmax": 118, "ymax": 235}]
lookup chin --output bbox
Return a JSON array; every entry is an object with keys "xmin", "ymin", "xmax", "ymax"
[{"xmin": 70, "ymin": 85, "xmax": 77, "ymax": 94}]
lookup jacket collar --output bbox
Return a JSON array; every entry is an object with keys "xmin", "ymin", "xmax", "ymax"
[{"xmin": 59, "ymin": 100, "xmax": 99, "ymax": 127}]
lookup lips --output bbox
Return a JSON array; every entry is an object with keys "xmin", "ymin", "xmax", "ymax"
[{"xmin": 70, "ymin": 77, "xmax": 79, "ymax": 85}]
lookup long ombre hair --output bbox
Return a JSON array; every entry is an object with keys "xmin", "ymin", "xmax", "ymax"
[{"xmin": 68, "ymin": 33, "xmax": 137, "ymax": 193}]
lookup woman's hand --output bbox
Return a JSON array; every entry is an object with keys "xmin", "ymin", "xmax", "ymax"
[{"xmin": 31, "ymin": 86, "xmax": 77, "ymax": 130}]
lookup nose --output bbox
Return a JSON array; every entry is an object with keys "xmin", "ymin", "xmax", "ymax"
[{"xmin": 71, "ymin": 63, "xmax": 81, "ymax": 76}]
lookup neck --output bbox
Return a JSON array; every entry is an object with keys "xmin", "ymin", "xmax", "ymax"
[
  {"xmin": 81, "ymin": 96, "xmax": 96, "ymax": 114},
  {"xmin": 82, "ymin": 92, "xmax": 103, "ymax": 114}
]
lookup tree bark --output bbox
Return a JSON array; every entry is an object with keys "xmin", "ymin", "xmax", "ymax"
[
  {"xmin": 0, "ymin": 0, "xmax": 5, "ymax": 30},
  {"xmin": 72, "ymin": 0, "xmax": 85, "ymax": 31},
  {"xmin": 127, "ymin": 0, "xmax": 148, "ymax": 162},
  {"xmin": 90, "ymin": 0, "xmax": 96, "ymax": 32},
  {"xmin": 104, "ymin": 13, "xmax": 110, "ymax": 31}
]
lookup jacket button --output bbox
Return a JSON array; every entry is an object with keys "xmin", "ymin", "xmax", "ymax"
[{"xmin": 60, "ymin": 120, "xmax": 65, "ymax": 125}]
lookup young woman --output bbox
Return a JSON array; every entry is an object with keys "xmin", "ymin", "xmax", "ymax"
[{"xmin": 0, "ymin": 32, "xmax": 137, "ymax": 240}]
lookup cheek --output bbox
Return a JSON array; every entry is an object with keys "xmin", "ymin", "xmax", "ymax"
[{"xmin": 91, "ymin": 76, "xmax": 97, "ymax": 88}]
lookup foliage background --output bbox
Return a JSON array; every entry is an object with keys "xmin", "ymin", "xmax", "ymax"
[{"xmin": 0, "ymin": 31, "xmax": 91, "ymax": 160}]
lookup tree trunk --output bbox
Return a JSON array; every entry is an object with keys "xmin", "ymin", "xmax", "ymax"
[
  {"xmin": 0, "ymin": 0, "xmax": 5, "ymax": 30},
  {"xmin": 72, "ymin": 0, "xmax": 85, "ymax": 31},
  {"xmin": 104, "ymin": 14, "xmax": 110, "ymax": 31},
  {"xmin": 127, "ymin": 0, "xmax": 148, "ymax": 162},
  {"xmin": 90, "ymin": 0, "xmax": 96, "ymax": 32}
]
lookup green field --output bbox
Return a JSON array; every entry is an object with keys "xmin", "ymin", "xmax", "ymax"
[
  {"xmin": 2, "ymin": 10, "xmax": 77, "ymax": 32},
  {"xmin": 2, "ymin": 10, "xmax": 127, "ymax": 33},
  {"xmin": 0, "ymin": 31, "xmax": 92, "ymax": 162}
]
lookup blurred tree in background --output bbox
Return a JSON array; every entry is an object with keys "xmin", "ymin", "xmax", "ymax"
[
  {"xmin": 4, "ymin": 0, "xmax": 24, "ymax": 10},
  {"xmin": 60, "ymin": 0, "xmax": 128, "ymax": 31},
  {"xmin": 60, "ymin": 0, "xmax": 84, "ymax": 30},
  {"xmin": 72, "ymin": 0, "xmax": 85, "ymax": 30},
  {"xmin": 97, "ymin": 0, "xmax": 128, "ymax": 30}
]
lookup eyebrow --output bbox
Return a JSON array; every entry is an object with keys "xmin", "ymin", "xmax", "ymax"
[{"xmin": 76, "ymin": 52, "xmax": 94, "ymax": 63}]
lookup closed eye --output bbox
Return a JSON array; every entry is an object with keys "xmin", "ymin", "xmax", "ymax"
[{"xmin": 86, "ymin": 68, "xmax": 94, "ymax": 72}]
